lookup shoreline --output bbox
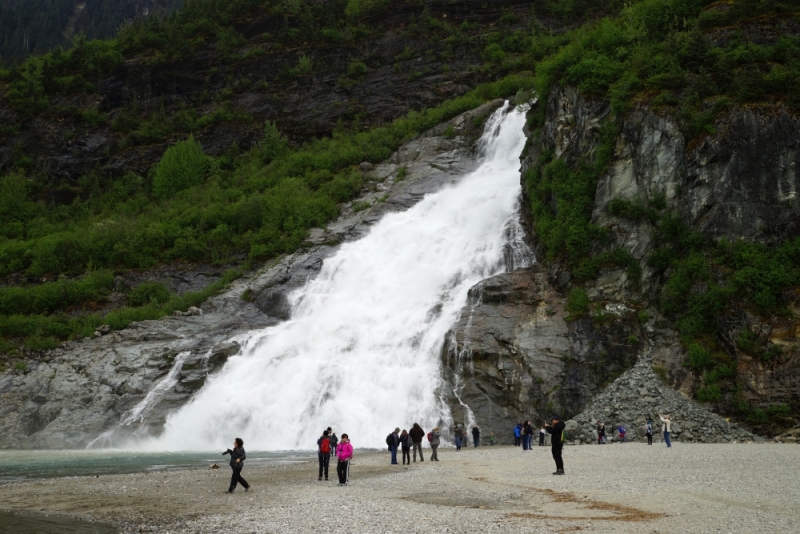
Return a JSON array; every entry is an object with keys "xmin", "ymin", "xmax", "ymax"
[{"xmin": 0, "ymin": 444, "xmax": 798, "ymax": 533}]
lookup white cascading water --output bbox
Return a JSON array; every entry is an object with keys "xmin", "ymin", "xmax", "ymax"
[{"xmin": 149, "ymin": 103, "xmax": 529, "ymax": 451}]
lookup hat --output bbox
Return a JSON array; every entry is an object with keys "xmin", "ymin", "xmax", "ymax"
[
  {"xmin": 394, "ymin": 427, "xmax": 400, "ymax": 433},
  {"xmin": 550, "ymin": 415, "xmax": 560, "ymax": 421}
]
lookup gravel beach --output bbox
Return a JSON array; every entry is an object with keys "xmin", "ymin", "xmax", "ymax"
[{"xmin": 0, "ymin": 443, "xmax": 798, "ymax": 533}]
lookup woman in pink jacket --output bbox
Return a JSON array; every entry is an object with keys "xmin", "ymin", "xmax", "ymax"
[{"xmin": 335, "ymin": 434, "xmax": 353, "ymax": 486}]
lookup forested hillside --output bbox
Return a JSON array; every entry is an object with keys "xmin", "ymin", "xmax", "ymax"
[
  {"xmin": 0, "ymin": 0, "xmax": 182, "ymax": 65},
  {"xmin": 1, "ymin": 0, "xmax": 799, "ymax": 435}
]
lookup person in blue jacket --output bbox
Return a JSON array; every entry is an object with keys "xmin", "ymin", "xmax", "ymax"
[{"xmin": 514, "ymin": 423, "xmax": 522, "ymax": 446}]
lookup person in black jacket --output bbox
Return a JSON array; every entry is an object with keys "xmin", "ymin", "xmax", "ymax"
[
  {"xmin": 409, "ymin": 423, "xmax": 425, "ymax": 462},
  {"xmin": 223, "ymin": 437, "xmax": 250, "ymax": 492},
  {"xmin": 522, "ymin": 420, "xmax": 533, "ymax": 450},
  {"xmin": 545, "ymin": 416, "xmax": 566, "ymax": 475},
  {"xmin": 472, "ymin": 425, "xmax": 480, "ymax": 448}
]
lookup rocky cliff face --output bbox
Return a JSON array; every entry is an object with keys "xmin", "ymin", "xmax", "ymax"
[
  {"xmin": 0, "ymin": 101, "xmax": 502, "ymax": 449},
  {"xmin": 441, "ymin": 86, "xmax": 800, "ymax": 441}
]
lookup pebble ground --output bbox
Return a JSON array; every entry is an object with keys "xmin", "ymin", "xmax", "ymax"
[{"xmin": 0, "ymin": 443, "xmax": 798, "ymax": 533}]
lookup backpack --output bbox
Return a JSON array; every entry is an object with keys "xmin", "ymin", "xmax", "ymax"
[
  {"xmin": 320, "ymin": 437, "xmax": 331, "ymax": 454},
  {"xmin": 427, "ymin": 432, "xmax": 432, "ymax": 442},
  {"xmin": 386, "ymin": 434, "xmax": 393, "ymax": 446}
]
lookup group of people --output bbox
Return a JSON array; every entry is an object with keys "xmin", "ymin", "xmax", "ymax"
[
  {"xmin": 386, "ymin": 423, "xmax": 440, "ymax": 464},
  {"xmin": 596, "ymin": 414, "xmax": 673, "ymax": 447},
  {"xmin": 514, "ymin": 421, "xmax": 549, "ymax": 449},
  {"xmin": 221, "ymin": 413, "xmax": 675, "ymax": 493}
]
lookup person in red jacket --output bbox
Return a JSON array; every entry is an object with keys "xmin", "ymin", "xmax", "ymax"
[{"xmin": 335, "ymin": 434, "xmax": 353, "ymax": 486}]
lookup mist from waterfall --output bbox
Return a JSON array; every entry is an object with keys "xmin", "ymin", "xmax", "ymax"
[{"xmin": 148, "ymin": 103, "xmax": 529, "ymax": 451}]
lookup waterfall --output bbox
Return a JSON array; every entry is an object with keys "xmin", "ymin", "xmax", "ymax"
[{"xmin": 148, "ymin": 103, "xmax": 529, "ymax": 451}]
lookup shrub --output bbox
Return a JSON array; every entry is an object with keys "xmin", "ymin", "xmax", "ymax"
[
  {"xmin": 347, "ymin": 60, "xmax": 368, "ymax": 77},
  {"xmin": 127, "ymin": 281, "xmax": 171, "ymax": 306},
  {"xmin": 687, "ymin": 343, "xmax": 712, "ymax": 369},
  {"xmin": 566, "ymin": 287, "xmax": 589, "ymax": 317},
  {"xmin": 152, "ymin": 136, "xmax": 209, "ymax": 199},
  {"xmin": 696, "ymin": 384, "xmax": 722, "ymax": 403},
  {"xmin": 289, "ymin": 54, "xmax": 313, "ymax": 76}
]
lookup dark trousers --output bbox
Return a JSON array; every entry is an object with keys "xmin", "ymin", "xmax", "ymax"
[
  {"xmin": 514, "ymin": 436, "xmax": 521, "ymax": 446},
  {"xmin": 318, "ymin": 452, "xmax": 330, "ymax": 478},
  {"xmin": 413, "ymin": 442, "xmax": 424, "ymax": 461},
  {"xmin": 337, "ymin": 459, "xmax": 349, "ymax": 484},
  {"xmin": 647, "ymin": 434, "xmax": 653, "ymax": 445},
  {"xmin": 539, "ymin": 434, "xmax": 545, "ymax": 446},
  {"xmin": 473, "ymin": 437, "xmax": 479, "ymax": 448},
  {"xmin": 229, "ymin": 466, "xmax": 249, "ymax": 492},
  {"xmin": 402, "ymin": 447, "xmax": 410, "ymax": 464},
  {"xmin": 664, "ymin": 431, "xmax": 672, "ymax": 447},
  {"xmin": 390, "ymin": 445, "xmax": 398, "ymax": 464},
  {"xmin": 523, "ymin": 434, "xmax": 531, "ymax": 450},
  {"xmin": 552, "ymin": 443, "xmax": 564, "ymax": 471}
]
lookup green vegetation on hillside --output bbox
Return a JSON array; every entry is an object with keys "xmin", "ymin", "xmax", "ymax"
[
  {"xmin": 517, "ymin": 0, "xmax": 800, "ymax": 417},
  {"xmin": 0, "ymin": 73, "xmax": 533, "ymax": 355}
]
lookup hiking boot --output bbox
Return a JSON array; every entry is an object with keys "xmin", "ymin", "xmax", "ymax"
[
  {"xmin": 245, "ymin": 486, "xmax": 250, "ymax": 492},
  {"xmin": 324, "ymin": 477, "xmax": 329, "ymax": 481},
  {"xmin": 553, "ymin": 469, "xmax": 565, "ymax": 475},
  {"xmin": 318, "ymin": 476, "xmax": 322, "ymax": 481}
]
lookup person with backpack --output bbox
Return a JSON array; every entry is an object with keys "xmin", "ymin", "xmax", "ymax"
[
  {"xmin": 330, "ymin": 432, "xmax": 339, "ymax": 456},
  {"xmin": 538, "ymin": 426, "xmax": 546, "ymax": 447},
  {"xmin": 659, "ymin": 414, "xmax": 672, "ymax": 448},
  {"xmin": 645, "ymin": 420, "xmax": 653, "ymax": 445},
  {"xmin": 513, "ymin": 423, "xmax": 522, "ymax": 446},
  {"xmin": 597, "ymin": 422, "xmax": 606, "ymax": 444},
  {"xmin": 472, "ymin": 425, "xmax": 480, "ymax": 448},
  {"xmin": 409, "ymin": 423, "xmax": 425, "ymax": 462},
  {"xmin": 429, "ymin": 427, "xmax": 440, "ymax": 461},
  {"xmin": 386, "ymin": 428, "xmax": 400, "ymax": 464},
  {"xmin": 222, "ymin": 437, "xmax": 250, "ymax": 493},
  {"xmin": 545, "ymin": 416, "xmax": 566, "ymax": 475},
  {"xmin": 399, "ymin": 429, "xmax": 412, "ymax": 465},
  {"xmin": 335, "ymin": 433, "xmax": 353, "ymax": 486},
  {"xmin": 317, "ymin": 430, "xmax": 332, "ymax": 481},
  {"xmin": 618, "ymin": 424, "xmax": 627, "ymax": 443},
  {"xmin": 453, "ymin": 424, "xmax": 464, "ymax": 451}
]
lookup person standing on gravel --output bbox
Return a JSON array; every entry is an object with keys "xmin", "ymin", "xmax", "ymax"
[
  {"xmin": 387, "ymin": 428, "xmax": 400, "ymax": 464},
  {"xmin": 317, "ymin": 430, "xmax": 332, "ymax": 481},
  {"xmin": 336, "ymin": 434, "xmax": 353, "ymax": 486},
  {"xmin": 514, "ymin": 423, "xmax": 522, "ymax": 446},
  {"xmin": 659, "ymin": 414, "xmax": 672, "ymax": 448},
  {"xmin": 410, "ymin": 423, "xmax": 425, "ymax": 462},
  {"xmin": 538, "ymin": 425, "xmax": 546, "ymax": 447},
  {"xmin": 454, "ymin": 424, "xmax": 464, "ymax": 451},
  {"xmin": 330, "ymin": 431, "xmax": 339, "ymax": 456},
  {"xmin": 597, "ymin": 422, "xmax": 606, "ymax": 444},
  {"xmin": 645, "ymin": 420, "xmax": 653, "ymax": 445},
  {"xmin": 545, "ymin": 416, "xmax": 566, "ymax": 475},
  {"xmin": 618, "ymin": 424, "xmax": 627, "ymax": 443},
  {"xmin": 400, "ymin": 429, "xmax": 412, "ymax": 465},
  {"xmin": 223, "ymin": 437, "xmax": 250, "ymax": 493},
  {"xmin": 522, "ymin": 420, "xmax": 533, "ymax": 450},
  {"xmin": 472, "ymin": 425, "xmax": 480, "ymax": 448},
  {"xmin": 430, "ymin": 427, "xmax": 441, "ymax": 461}
]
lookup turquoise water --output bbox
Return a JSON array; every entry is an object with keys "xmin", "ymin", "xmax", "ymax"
[
  {"xmin": 0, "ymin": 511, "xmax": 116, "ymax": 533},
  {"xmin": 0, "ymin": 449, "xmax": 313, "ymax": 483}
]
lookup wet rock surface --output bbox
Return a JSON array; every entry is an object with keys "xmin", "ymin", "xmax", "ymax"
[
  {"xmin": 441, "ymin": 267, "xmax": 642, "ymax": 444},
  {"xmin": 0, "ymin": 101, "xmax": 504, "ymax": 449}
]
